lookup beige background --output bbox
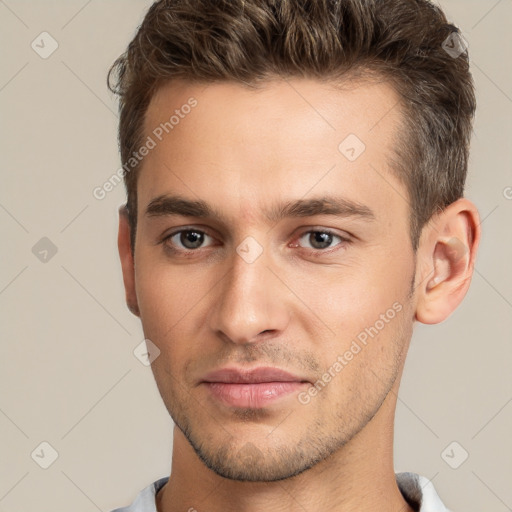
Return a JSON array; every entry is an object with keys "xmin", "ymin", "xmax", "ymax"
[{"xmin": 0, "ymin": 0, "xmax": 511, "ymax": 511}]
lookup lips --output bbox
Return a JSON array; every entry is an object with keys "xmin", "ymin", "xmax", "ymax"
[
  {"xmin": 201, "ymin": 367, "xmax": 310, "ymax": 408},
  {"xmin": 202, "ymin": 366, "xmax": 308, "ymax": 384}
]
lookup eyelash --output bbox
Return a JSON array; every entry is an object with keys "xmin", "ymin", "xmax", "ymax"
[{"xmin": 161, "ymin": 227, "xmax": 351, "ymax": 257}]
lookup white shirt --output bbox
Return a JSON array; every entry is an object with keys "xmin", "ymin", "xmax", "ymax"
[{"xmin": 111, "ymin": 472, "xmax": 452, "ymax": 511}]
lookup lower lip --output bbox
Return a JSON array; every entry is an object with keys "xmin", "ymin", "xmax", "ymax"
[{"xmin": 203, "ymin": 382, "xmax": 307, "ymax": 408}]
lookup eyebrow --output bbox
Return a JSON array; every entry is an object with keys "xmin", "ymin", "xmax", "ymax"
[{"xmin": 145, "ymin": 194, "xmax": 376, "ymax": 223}]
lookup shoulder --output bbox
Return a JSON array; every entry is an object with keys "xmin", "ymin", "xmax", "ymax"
[
  {"xmin": 111, "ymin": 473, "xmax": 451, "ymax": 512},
  {"xmin": 110, "ymin": 477, "xmax": 169, "ymax": 512},
  {"xmin": 396, "ymin": 472, "xmax": 452, "ymax": 512}
]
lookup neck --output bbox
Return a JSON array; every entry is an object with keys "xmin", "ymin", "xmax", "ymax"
[{"xmin": 156, "ymin": 376, "xmax": 414, "ymax": 512}]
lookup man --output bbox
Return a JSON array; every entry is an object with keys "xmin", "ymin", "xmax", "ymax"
[{"xmin": 109, "ymin": 0, "xmax": 480, "ymax": 510}]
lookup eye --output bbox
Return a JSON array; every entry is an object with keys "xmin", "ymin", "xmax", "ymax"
[
  {"xmin": 161, "ymin": 227, "xmax": 350, "ymax": 257},
  {"xmin": 295, "ymin": 230, "xmax": 349, "ymax": 251},
  {"xmin": 164, "ymin": 229, "xmax": 215, "ymax": 251}
]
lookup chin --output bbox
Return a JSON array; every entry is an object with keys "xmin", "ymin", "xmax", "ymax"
[{"xmin": 180, "ymin": 422, "xmax": 341, "ymax": 482}]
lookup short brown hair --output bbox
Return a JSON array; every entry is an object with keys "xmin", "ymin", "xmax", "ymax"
[{"xmin": 108, "ymin": 0, "xmax": 476, "ymax": 252}]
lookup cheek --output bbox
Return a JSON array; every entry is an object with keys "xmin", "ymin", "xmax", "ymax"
[
  {"xmin": 134, "ymin": 256, "xmax": 216, "ymax": 368},
  {"xmin": 134, "ymin": 271, "xmax": 187, "ymax": 368},
  {"xmin": 316, "ymin": 302, "xmax": 411, "ymax": 407},
  {"xmin": 295, "ymin": 260, "xmax": 408, "ymax": 328},
  {"xmin": 135, "ymin": 255, "xmax": 198, "ymax": 327},
  {"xmin": 290, "ymin": 254, "xmax": 413, "ymax": 371}
]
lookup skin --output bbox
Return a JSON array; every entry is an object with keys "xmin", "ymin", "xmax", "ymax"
[{"xmin": 118, "ymin": 77, "xmax": 480, "ymax": 512}]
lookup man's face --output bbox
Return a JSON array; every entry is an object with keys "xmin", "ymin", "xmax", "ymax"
[{"xmin": 132, "ymin": 77, "xmax": 417, "ymax": 481}]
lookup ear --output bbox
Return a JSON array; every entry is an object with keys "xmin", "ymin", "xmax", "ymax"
[
  {"xmin": 414, "ymin": 198, "xmax": 481, "ymax": 324},
  {"xmin": 118, "ymin": 205, "xmax": 140, "ymax": 317}
]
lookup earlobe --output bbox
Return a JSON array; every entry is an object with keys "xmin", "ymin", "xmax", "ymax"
[
  {"xmin": 415, "ymin": 199, "xmax": 481, "ymax": 325},
  {"xmin": 118, "ymin": 205, "xmax": 140, "ymax": 317}
]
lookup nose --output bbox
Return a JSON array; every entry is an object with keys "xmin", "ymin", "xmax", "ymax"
[{"xmin": 208, "ymin": 247, "xmax": 290, "ymax": 345}]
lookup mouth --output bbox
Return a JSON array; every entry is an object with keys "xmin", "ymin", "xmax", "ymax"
[{"xmin": 200, "ymin": 367, "xmax": 310, "ymax": 408}]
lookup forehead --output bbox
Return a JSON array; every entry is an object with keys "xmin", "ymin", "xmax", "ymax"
[
  {"xmin": 144, "ymin": 77, "xmax": 402, "ymax": 150},
  {"xmin": 139, "ymin": 77, "xmax": 407, "ymax": 227}
]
